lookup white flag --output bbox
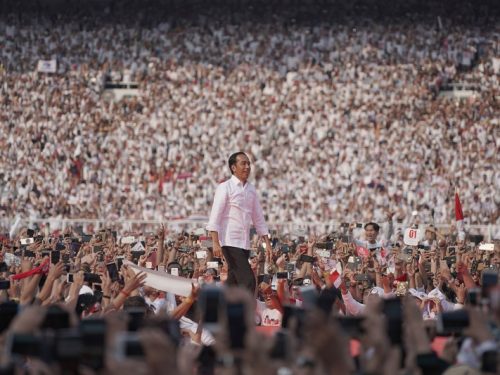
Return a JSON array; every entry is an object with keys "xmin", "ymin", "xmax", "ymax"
[
  {"xmin": 403, "ymin": 228, "xmax": 422, "ymax": 246},
  {"xmin": 124, "ymin": 260, "xmax": 192, "ymax": 297},
  {"xmin": 37, "ymin": 59, "xmax": 57, "ymax": 73}
]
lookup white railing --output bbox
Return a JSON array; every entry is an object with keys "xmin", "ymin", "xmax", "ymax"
[{"xmin": 2, "ymin": 217, "xmax": 498, "ymax": 240}]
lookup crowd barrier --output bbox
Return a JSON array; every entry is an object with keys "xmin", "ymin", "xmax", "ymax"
[{"xmin": 1, "ymin": 217, "xmax": 498, "ymax": 240}]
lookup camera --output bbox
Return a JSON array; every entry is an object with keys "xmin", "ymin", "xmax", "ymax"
[{"xmin": 437, "ymin": 310, "xmax": 469, "ymax": 335}]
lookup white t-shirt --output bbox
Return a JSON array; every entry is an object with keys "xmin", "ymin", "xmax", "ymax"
[
  {"xmin": 261, "ymin": 308, "xmax": 282, "ymax": 327},
  {"xmin": 256, "ymin": 300, "xmax": 282, "ymax": 327}
]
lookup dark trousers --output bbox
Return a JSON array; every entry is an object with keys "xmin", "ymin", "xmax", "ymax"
[{"xmin": 221, "ymin": 246, "xmax": 256, "ymax": 294}]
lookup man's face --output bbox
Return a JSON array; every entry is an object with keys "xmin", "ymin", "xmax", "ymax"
[
  {"xmin": 364, "ymin": 225, "xmax": 378, "ymax": 242},
  {"xmin": 232, "ymin": 154, "xmax": 251, "ymax": 182}
]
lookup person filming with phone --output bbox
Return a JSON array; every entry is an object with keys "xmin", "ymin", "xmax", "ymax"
[{"xmin": 206, "ymin": 152, "xmax": 272, "ymax": 294}]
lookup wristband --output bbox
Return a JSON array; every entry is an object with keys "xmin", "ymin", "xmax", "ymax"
[
  {"xmin": 103, "ymin": 295, "xmax": 111, "ymax": 299},
  {"xmin": 120, "ymin": 290, "xmax": 130, "ymax": 297}
]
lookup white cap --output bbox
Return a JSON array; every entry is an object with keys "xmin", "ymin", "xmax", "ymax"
[
  {"xmin": 409, "ymin": 288, "xmax": 427, "ymax": 300},
  {"xmin": 427, "ymin": 288, "xmax": 445, "ymax": 301},
  {"xmin": 79, "ymin": 285, "xmax": 94, "ymax": 295},
  {"xmin": 369, "ymin": 286, "xmax": 385, "ymax": 297}
]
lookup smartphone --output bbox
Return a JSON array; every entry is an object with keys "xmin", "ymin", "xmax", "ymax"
[
  {"xmin": 114, "ymin": 332, "xmax": 144, "ymax": 359},
  {"xmin": 286, "ymin": 262, "xmax": 296, "ymax": 272},
  {"xmin": 67, "ymin": 274, "xmax": 74, "ymax": 283},
  {"xmin": 207, "ymin": 261, "xmax": 219, "ymax": 269},
  {"xmin": 23, "ymin": 250, "xmax": 35, "ymax": 258},
  {"xmin": 383, "ymin": 298, "xmax": 403, "ymax": 345},
  {"xmin": 0, "ymin": 301, "xmax": 19, "ymax": 334},
  {"xmin": 81, "ymin": 235, "xmax": 92, "ymax": 243},
  {"xmin": 257, "ymin": 274, "xmax": 272, "ymax": 285},
  {"xmin": 198, "ymin": 286, "xmax": 223, "ymax": 331},
  {"xmin": 316, "ymin": 242, "xmax": 333, "ymax": 250},
  {"xmin": 299, "ymin": 254, "xmax": 315, "ymax": 263},
  {"xmin": 84, "ymin": 273, "xmax": 102, "ymax": 284},
  {"xmin": 437, "ymin": 309, "xmax": 469, "ymax": 334},
  {"xmin": 8, "ymin": 334, "xmax": 42, "ymax": 357},
  {"xmin": 61, "ymin": 253, "xmax": 70, "ymax": 264},
  {"xmin": 337, "ymin": 316, "xmax": 365, "ymax": 338},
  {"xmin": 55, "ymin": 242, "xmax": 66, "ymax": 251},
  {"xmin": 347, "ymin": 256, "xmax": 361, "ymax": 271},
  {"xmin": 201, "ymin": 239, "xmax": 213, "ymax": 248},
  {"xmin": 157, "ymin": 265, "xmax": 166, "ymax": 272},
  {"xmin": 417, "ymin": 244, "xmax": 430, "ymax": 251},
  {"xmin": 478, "ymin": 243, "xmax": 495, "ymax": 251},
  {"xmin": 299, "ymin": 285, "xmax": 318, "ymax": 309},
  {"xmin": 316, "ymin": 250, "xmax": 331, "ymax": 259},
  {"xmin": 93, "ymin": 246, "xmax": 102, "ymax": 253},
  {"xmin": 0, "ymin": 262, "xmax": 8, "ymax": 272},
  {"xmin": 226, "ymin": 302, "xmax": 247, "ymax": 349},
  {"xmin": 282, "ymin": 305, "xmax": 306, "ymax": 339},
  {"xmin": 354, "ymin": 274, "xmax": 370, "ymax": 282},
  {"xmin": 126, "ymin": 307, "xmax": 146, "ymax": 332},
  {"xmin": 116, "ymin": 256, "xmax": 124, "ymax": 271},
  {"xmin": 20, "ymin": 238, "xmax": 34, "ymax": 245},
  {"xmin": 277, "ymin": 272, "xmax": 288, "ymax": 279},
  {"xmin": 468, "ymin": 288, "xmax": 480, "ymax": 306},
  {"xmin": 270, "ymin": 330, "xmax": 289, "ymax": 360},
  {"xmin": 170, "ymin": 268, "xmax": 179, "ymax": 276},
  {"xmin": 106, "ymin": 262, "xmax": 119, "ymax": 282},
  {"xmin": 196, "ymin": 251, "xmax": 207, "ymax": 259},
  {"xmin": 0, "ymin": 280, "xmax": 11, "ymax": 290},
  {"xmin": 50, "ymin": 250, "xmax": 61, "ymax": 265},
  {"xmin": 356, "ymin": 223, "xmax": 363, "ymax": 228},
  {"xmin": 482, "ymin": 270, "xmax": 498, "ymax": 299},
  {"xmin": 54, "ymin": 329, "xmax": 83, "ymax": 360},
  {"xmin": 68, "ymin": 241, "xmax": 81, "ymax": 255},
  {"xmin": 26, "ymin": 229, "xmax": 35, "ymax": 237},
  {"xmin": 121, "ymin": 236, "xmax": 136, "ymax": 245},
  {"xmin": 42, "ymin": 305, "xmax": 70, "ymax": 330},
  {"xmin": 80, "ymin": 319, "xmax": 106, "ymax": 370}
]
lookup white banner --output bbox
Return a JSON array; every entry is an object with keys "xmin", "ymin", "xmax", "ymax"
[
  {"xmin": 403, "ymin": 228, "xmax": 422, "ymax": 246},
  {"xmin": 124, "ymin": 260, "xmax": 192, "ymax": 297},
  {"xmin": 37, "ymin": 59, "xmax": 57, "ymax": 73}
]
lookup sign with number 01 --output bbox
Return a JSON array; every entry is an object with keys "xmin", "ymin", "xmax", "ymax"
[{"xmin": 404, "ymin": 228, "xmax": 422, "ymax": 246}]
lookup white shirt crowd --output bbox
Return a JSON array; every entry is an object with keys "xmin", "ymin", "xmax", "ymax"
[{"xmin": 0, "ymin": 2, "xmax": 499, "ymax": 235}]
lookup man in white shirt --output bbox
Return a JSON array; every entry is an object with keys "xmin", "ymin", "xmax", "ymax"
[{"xmin": 206, "ymin": 152, "xmax": 272, "ymax": 293}]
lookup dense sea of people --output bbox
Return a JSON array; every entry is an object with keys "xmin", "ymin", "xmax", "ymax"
[{"xmin": 0, "ymin": 0, "xmax": 498, "ymax": 374}]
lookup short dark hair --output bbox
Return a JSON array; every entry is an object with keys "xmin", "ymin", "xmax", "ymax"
[
  {"xmin": 228, "ymin": 152, "xmax": 247, "ymax": 174},
  {"xmin": 364, "ymin": 222, "xmax": 380, "ymax": 232}
]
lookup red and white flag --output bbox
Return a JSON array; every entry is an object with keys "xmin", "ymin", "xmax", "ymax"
[
  {"xmin": 356, "ymin": 245, "xmax": 370, "ymax": 259},
  {"xmin": 329, "ymin": 270, "xmax": 342, "ymax": 288},
  {"xmin": 455, "ymin": 188, "xmax": 464, "ymax": 231}
]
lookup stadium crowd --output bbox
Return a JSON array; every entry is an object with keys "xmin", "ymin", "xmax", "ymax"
[
  {"xmin": 0, "ymin": 223, "xmax": 498, "ymax": 374},
  {"xmin": 0, "ymin": 0, "xmax": 499, "ymax": 233},
  {"xmin": 0, "ymin": 0, "xmax": 498, "ymax": 373}
]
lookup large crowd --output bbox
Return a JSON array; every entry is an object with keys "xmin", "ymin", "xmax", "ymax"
[
  {"xmin": 0, "ymin": 0, "xmax": 499, "ymax": 234},
  {"xmin": 0, "ymin": 222, "xmax": 498, "ymax": 374},
  {"xmin": 0, "ymin": 0, "xmax": 499, "ymax": 373}
]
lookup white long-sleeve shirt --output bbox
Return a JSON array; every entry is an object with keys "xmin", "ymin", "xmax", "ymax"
[
  {"xmin": 342, "ymin": 291, "xmax": 366, "ymax": 316},
  {"xmin": 206, "ymin": 175, "xmax": 269, "ymax": 250}
]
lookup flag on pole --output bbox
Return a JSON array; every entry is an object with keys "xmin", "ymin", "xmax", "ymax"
[
  {"xmin": 329, "ymin": 270, "xmax": 342, "ymax": 288},
  {"xmin": 455, "ymin": 188, "xmax": 464, "ymax": 232}
]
